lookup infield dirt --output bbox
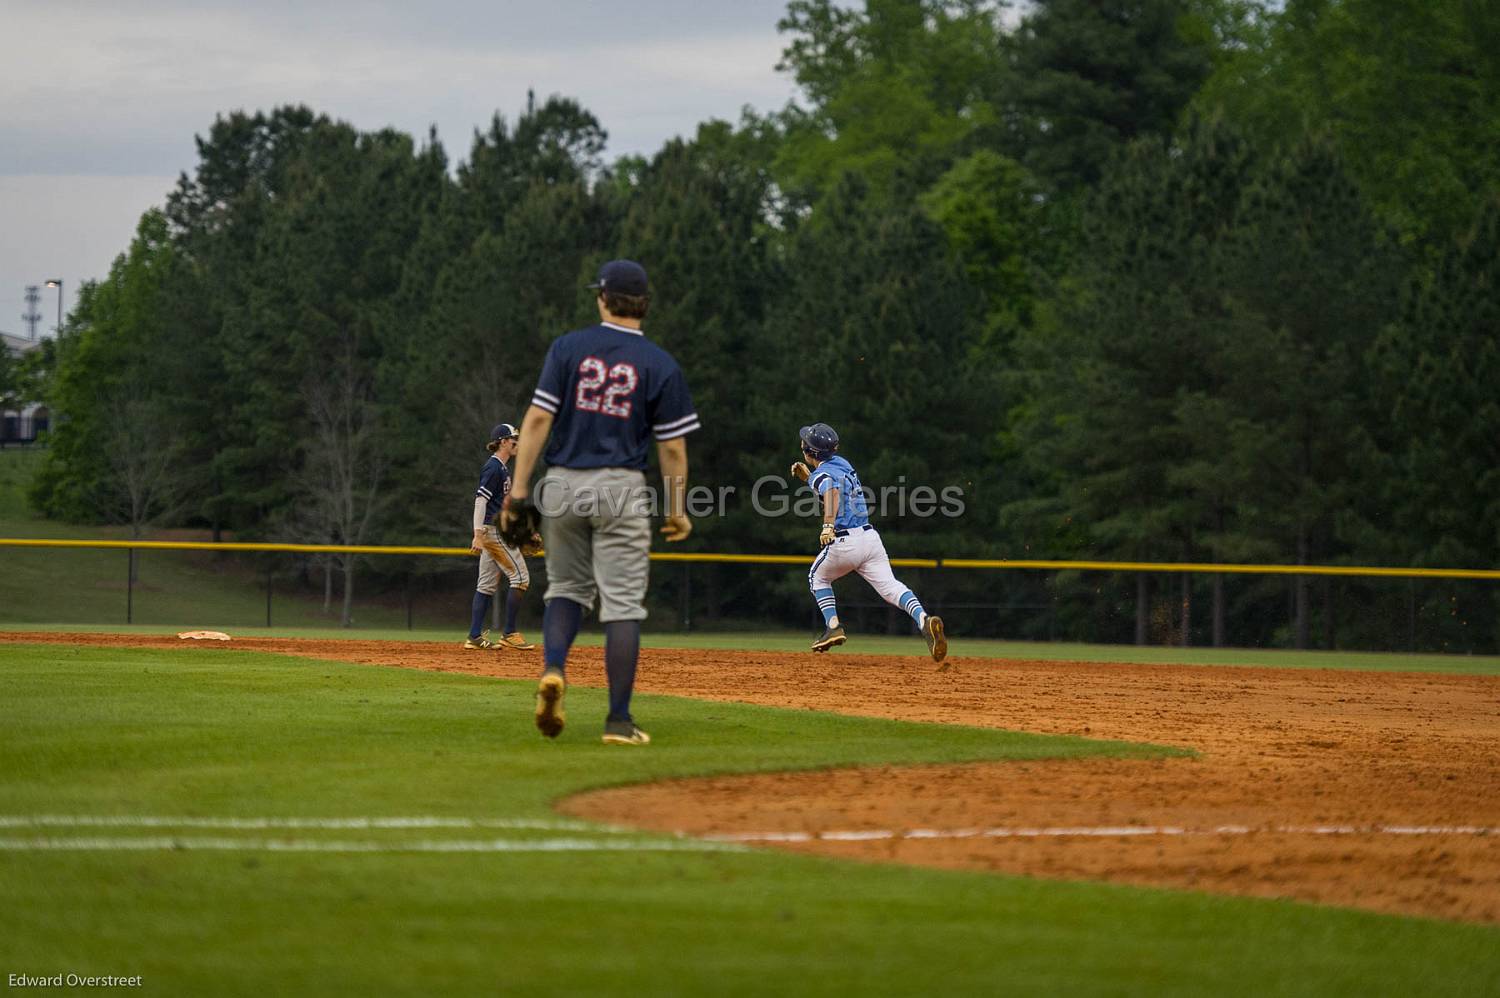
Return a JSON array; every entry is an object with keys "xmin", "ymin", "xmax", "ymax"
[{"xmin": 6, "ymin": 631, "xmax": 1497, "ymax": 924}]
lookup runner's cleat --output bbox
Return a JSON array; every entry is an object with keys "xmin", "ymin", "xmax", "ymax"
[
  {"xmin": 923, "ymin": 615, "xmax": 947, "ymax": 663},
  {"xmin": 811, "ymin": 625, "xmax": 847, "ymax": 653},
  {"xmin": 463, "ymin": 631, "xmax": 496, "ymax": 650}
]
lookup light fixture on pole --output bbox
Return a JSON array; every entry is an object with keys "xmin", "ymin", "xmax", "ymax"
[{"xmin": 43, "ymin": 279, "xmax": 63, "ymax": 337}]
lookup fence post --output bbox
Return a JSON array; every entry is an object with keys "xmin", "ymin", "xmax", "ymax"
[
  {"xmin": 405, "ymin": 571, "xmax": 413, "ymax": 631},
  {"xmin": 1212, "ymin": 573, "xmax": 1225, "ymax": 647},
  {"xmin": 1180, "ymin": 572, "xmax": 1191, "ymax": 647},
  {"xmin": 1135, "ymin": 573, "xmax": 1148, "ymax": 645},
  {"xmin": 1324, "ymin": 578, "xmax": 1335, "ymax": 650},
  {"xmin": 265, "ymin": 568, "xmax": 273, "ymax": 628},
  {"xmin": 1048, "ymin": 570, "xmax": 1057, "ymax": 642},
  {"xmin": 126, "ymin": 549, "xmax": 134, "ymax": 625},
  {"xmin": 1408, "ymin": 579, "xmax": 1416, "ymax": 652},
  {"xmin": 680, "ymin": 562, "xmax": 692, "ymax": 631}
]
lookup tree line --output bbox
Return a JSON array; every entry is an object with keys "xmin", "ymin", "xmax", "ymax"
[{"xmin": 21, "ymin": 0, "xmax": 1500, "ymax": 649}]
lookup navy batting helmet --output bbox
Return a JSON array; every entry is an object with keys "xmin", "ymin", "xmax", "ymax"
[{"xmin": 799, "ymin": 423, "xmax": 839, "ymax": 461}]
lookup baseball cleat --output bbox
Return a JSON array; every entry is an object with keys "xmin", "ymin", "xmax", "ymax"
[
  {"xmin": 923, "ymin": 615, "xmax": 947, "ymax": 663},
  {"xmin": 534, "ymin": 670, "xmax": 566, "ymax": 738},
  {"xmin": 499, "ymin": 631, "xmax": 537, "ymax": 650},
  {"xmin": 811, "ymin": 625, "xmax": 846, "ymax": 653},
  {"xmin": 602, "ymin": 721, "xmax": 651, "ymax": 746},
  {"xmin": 463, "ymin": 631, "xmax": 497, "ymax": 650}
]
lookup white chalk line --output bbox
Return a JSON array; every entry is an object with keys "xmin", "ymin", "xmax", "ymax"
[
  {"xmin": 0, "ymin": 836, "xmax": 744, "ymax": 854},
  {"xmin": 3, "ymin": 818, "xmax": 1490, "ymax": 852},
  {"xmin": 0, "ymin": 816, "xmax": 615, "ymax": 832},
  {"xmin": 705, "ymin": 825, "xmax": 1499, "ymax": 843},
  {"xmin": 0, "ymin": 815, "xmax": 741, "ymax": 853}
]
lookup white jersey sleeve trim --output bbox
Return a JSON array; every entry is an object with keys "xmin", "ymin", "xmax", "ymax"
[
  {"xmin": 531, "ymin": 391, "xmax": 560, "ymax": 414},
  {"xmin": 652, "ymin": 413, "xmax": 699, "ymax": 433},
  {"xmin": 653, "ymin": 417, "xmax": 701, "ymax": 441}
]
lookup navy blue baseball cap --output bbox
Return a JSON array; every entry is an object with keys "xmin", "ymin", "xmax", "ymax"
[
  {"xmin": 799, "ymin": 423, "xmax": 839, "ymax": 459},
  {"xmin": 587, "ymin": 259, "xmax": 649, "ymax": 296},
  {"xmin": 490, "ymin": 423, "xmax": 518, "ymax": 441}
]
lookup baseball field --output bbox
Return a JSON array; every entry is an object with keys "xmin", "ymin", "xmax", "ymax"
[{"xmin": 1, "ymin": 630, "xmax": 1496, "ymax": 996}]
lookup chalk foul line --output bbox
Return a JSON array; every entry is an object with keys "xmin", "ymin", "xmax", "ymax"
[
  {"xmin": 0, "ymin": 815, "xmax": 748, "ymax": 853},
  {"xmin": 0, "ymin": 818, "xmax": 1491, "ymax": 852},
  {"xmin": 0, "ymin": 815, "xmax": 615, "ymax": 832},
  {"xmin": 0, "ymin": 836, "xmax": 743, "ymax": 854}
]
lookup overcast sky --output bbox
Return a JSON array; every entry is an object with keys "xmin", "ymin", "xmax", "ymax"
[{"xmin": 0, "ymin": 0, "xmax": 804, "ymax": 338}]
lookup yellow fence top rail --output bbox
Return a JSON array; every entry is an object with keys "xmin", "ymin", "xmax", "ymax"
[
  {"xmin": 939, "ymin": 558, "xmax": 1500, "ymax": 580},
  {"xmin": 0, "ymin": 538, "xmax": 1495, "ymax": 580}
]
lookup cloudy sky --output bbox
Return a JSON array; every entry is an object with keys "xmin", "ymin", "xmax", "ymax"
[{"xmin": 0, "ymin": 0, "xmax": 803, "ymax": 337}]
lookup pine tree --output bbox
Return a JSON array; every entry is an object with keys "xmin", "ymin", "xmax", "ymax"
[
  {"xmin": 1008, "ymin": 0, "xmax": 1217, "ymax": 194},
  {"xmin": 1377, "ymin": 200, "xmax": 1500, "ymax": 570},
  {"xmin": 1209, "ymin": 133, "xmax": 1404, "ymax": 646}
]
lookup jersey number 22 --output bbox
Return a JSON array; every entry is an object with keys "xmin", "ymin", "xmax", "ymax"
[{"xmin": 575, "ymin": 357, "xmax": 638, "ymax": 419}]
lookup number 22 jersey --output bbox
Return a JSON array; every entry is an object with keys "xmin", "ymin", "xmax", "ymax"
[{"xmin": 529, "ymin": 321, "xmax": 701, "ymax": 470}]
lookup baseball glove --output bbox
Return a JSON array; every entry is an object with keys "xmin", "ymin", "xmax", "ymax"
[
  {"xmin": 497, "ymin": 495, "xmax": 543, "ymax": 551},
  {"xmin": 520, "ymin": 532, "xmax": 544, "ymax": 557}
]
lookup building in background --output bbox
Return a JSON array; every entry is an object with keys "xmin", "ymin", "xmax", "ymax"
[{"xmin": 1, "ymin": 330, "xmax": 48, "ymax": 445}]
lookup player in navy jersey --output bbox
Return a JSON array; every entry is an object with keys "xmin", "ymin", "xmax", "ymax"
[
  {"xmin": 502, "ymin": 259, "xmax": 699, "ymax": 745},
  {"xmin": 792, "ymin": 422, "xmax": 946, "ymax": 661},
  {"xmin": 463, "ymin": 423, "xmax": 537, "ymax": 651}
]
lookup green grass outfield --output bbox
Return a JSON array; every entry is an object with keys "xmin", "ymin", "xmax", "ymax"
[{"xmin": 1, "ymin": 643, "xmax": 1496, "ymax": 996}]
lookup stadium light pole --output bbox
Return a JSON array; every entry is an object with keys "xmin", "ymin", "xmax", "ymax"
[{"xmin": 44, "ymin": 279, "xmax": 63, "ymax": 337}]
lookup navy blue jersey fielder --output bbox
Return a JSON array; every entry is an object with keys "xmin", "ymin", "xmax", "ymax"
[
  {"xmin": 529, "ymin": 323, "xmax": 699, "ymax": 470},
  {"xmin": 476, "ymin": 454, "xmax": 511, "ymax": 521},
  {"xmin": 464, "ymin": 422, "xmax": 536, "ymax": 652},
  {"xmin": 505, "ymin": 258, "xmax": 700, "ymax": 747}
]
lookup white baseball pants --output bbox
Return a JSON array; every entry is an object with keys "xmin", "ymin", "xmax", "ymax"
[{"xmin": 807, "ymin": 526, "xmax": 911, "ymax": 607}]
